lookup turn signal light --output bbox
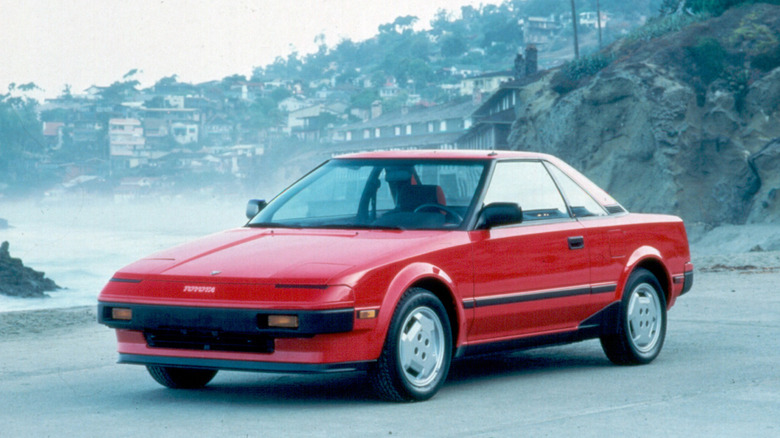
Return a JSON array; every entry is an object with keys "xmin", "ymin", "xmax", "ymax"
[
  {"xmin": 357, "ymin": 309, "xmax": 378, "ymax": 319},
  {"xmin": 111, "ymin": 307, "xmax": 133, "ymax": 321},
  {"xmin": 268, "ymin": 315, "xmax": 298, "ymax": 328}
]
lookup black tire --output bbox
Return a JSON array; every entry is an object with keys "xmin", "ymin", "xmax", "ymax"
[
  {"xmin": 600, "ymin": 268, "xmax": 667, "ymax": 365},
  {"xmin": 146, "ymin": 366, "xmax": 217, "ymax": 389},
  {"xmin": 369, "ymin": 288, "xmax": 452, "ymax": 402}
]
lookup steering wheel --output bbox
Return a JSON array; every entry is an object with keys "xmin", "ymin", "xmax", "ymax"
[{"xmin": 413, "ymin": 204, "xmax": 463, "ymax": 223}]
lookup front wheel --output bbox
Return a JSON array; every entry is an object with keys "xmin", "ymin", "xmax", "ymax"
[
  {"xmin": 601, "ymin": 268, "xmax": 667, "ymax": 365},
  {"xmin": 147, "ymin": 366, "xmax": 217, "ymax": 389},
  {"xmin": 369, "ymin": 288, "xmax": 452, "ymax": 402}
]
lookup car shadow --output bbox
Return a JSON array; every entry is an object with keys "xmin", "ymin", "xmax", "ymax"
[
  {"xmin": 446, "ymin": 343, "xmax": 611, "ymax": 384},
  {"xmin": 133, "ymin": 343, "xmax": 612, "ymax": 405}
]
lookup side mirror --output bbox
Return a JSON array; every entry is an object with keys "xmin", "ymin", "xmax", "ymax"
[
  {"xmin": 478, "ymin": 202, "xmax": 523, "ymax": 229},
  {"xmin": 246, "ymin": 199, "xmax": 267, "ymax": 219}
]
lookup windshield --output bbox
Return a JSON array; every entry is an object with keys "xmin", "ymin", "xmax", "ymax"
[{"xmin": 248, "ymin": 159, "xmax": 488, "ymax": 230}]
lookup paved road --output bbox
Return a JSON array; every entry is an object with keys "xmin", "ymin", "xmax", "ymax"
[{"xmin": 2, "ymin": 267, "xmax": 779, "ymax": 437}]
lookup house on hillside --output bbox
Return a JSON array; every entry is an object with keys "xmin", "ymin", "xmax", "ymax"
[
  {"xmin": 142, "ymin": 107, "xmax": 201, "ymax": 146},
  {"xmin": 287, "ymin": 105, "xmax": 323, "ymax": 135},
  {"xmin": 290, "ymin": 103, "xmax": 347, "ymax": 142},
  {"xmin": 171, "ymin": 122, "xmax": 199, "ymax": 145},
  {"xmin": 70, "ymin": 112, "xmax": 105, "ymax": 155},
  {"xmin": 380, "ymin": 78, "xmax": 401, "ymax": 98},
  {"xmin": 109, "ymin": 118, "xmax": 149, "ymax": 170},
  {"xmin": 203, "ymin": 116, "xmax": 234, "ymax": 146},
  {"xmin": 331, "ymin": 100, "xmax": 477, "ymax": 154},
  {"xmin": 458, "ymin": 46, "xmax": 539, "ymax": 151},
  {"xmin": 457, "ymin": 82, "xmax": 522, "ymax": 151},
  {"xmin": 226, "ymin": 82, "xmax": 264, "ymax": 101},
  {"xmin": 142, "ymin": 118, "xmax": 169, "ymax": 149},
  {"xmin": 459, "ymin": 71, "xmax": 515, "ymax": 96},
  {"xmin": 43, "ymin": 122, "xmax": 65, "ymax": 150},
  {"xmin": 279, "ymin": 96, "xmax": 309, "ymax": 113},
  {"xmin": 521, "ymin": 15, "xmax": 562, "ymax": 46},
  {"xmin": 579, "ymin": 11, "xmax": 609, "ymax": 29}
]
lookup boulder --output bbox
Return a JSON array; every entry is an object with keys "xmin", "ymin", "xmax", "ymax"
[
  {"xmin": 0, "ymin": 241, "xmax": 61, "ymax": 298},
  {"xmin": 748, "ymin": 138, "xmax": 780, "ymax": 223}
]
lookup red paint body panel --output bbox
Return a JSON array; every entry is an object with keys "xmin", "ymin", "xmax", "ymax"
[{"xmin": 98, "ymin": 150, "xmax": 692, "ymax": 369}]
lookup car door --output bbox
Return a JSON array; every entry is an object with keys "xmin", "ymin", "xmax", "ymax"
[
  {"xmin": 544, "ymin": 162, "xmax": 622, "ymax": 311},
  {"xmin": 467, "ymin": 160, "xmax": 595, "ymax": 342}
]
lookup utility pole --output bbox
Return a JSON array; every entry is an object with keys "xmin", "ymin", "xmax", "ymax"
[
  {"xmin": 570, "ymin": 0, "xmax": 580, "ymax": 59},
  {"xmin": 597, "ymin": 0, "xmax": 603, "ymax": 49}
]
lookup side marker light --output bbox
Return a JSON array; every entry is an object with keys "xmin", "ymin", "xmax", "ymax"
[
  {"xmin": 268, "ymin": 315, "xmax": 299, "ymax": 328},
  {"xmin": 357, "ymin": 309, "xmax": 378, "ymax": 319},
  {"xmin": 111, "ymin": 307, "xmax": 133, "ymax": 321}
]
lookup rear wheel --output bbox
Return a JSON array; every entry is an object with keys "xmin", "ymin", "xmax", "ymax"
[
  {"xmin": 146, "ymin": 366, "xmax": 217, "ymax": 389},
  {"xmin": 370, "ymin": 288, "xmax": 452, "ymax": 402},
  {"xmin": 601, "ymin": 268, "xmax": 666, "ymax": 365}
]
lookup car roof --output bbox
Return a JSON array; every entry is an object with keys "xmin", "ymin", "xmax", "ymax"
[
  {"xmin": 335, "ymin": 149, "xmax": 621, "ymax": 208},
  {"xmin": 334, "ymin": 149, "xmax": 555, "ymax": 161}
]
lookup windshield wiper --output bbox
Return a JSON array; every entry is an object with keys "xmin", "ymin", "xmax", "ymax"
[
  {"xmin": 364, "ymin": 225, "xmax": 405, "ymax": 231},
  {"xmin": 245, "ymin": 222, "xmax": 301, "ymax": 229},
  {"xmin": 315, "ymin": 224, "xmax": 406, "ymax": 231}
]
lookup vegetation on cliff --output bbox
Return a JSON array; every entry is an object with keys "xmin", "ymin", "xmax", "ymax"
[{"xmin": 510, "ymin": 2, "xmax": 780, "ymax": 225}]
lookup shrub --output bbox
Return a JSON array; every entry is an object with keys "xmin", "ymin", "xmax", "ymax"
[
  {"xmin": 687, "ymin": 37, "xmax": 728, "ymax": 83},
  {"xmin": 564, "ymin": 53, "xmax": 617, "ymax": 81},
  {"xmin": 752, "ymin": 44, "xmax": 780, "ymax": 71},
  {"xmin": 550, "ymin": 52, "xmax": 616, "ymax": 95},
  {"xmin": 686, "ymin": 0, "xmax": 780, "ymax": 15},
  {"xmin": 626, "ymin": 13, "xmax": 705, "ymax": 42}
]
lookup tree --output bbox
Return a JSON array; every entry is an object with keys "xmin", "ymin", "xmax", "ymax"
[
  {"xmin": 270, "ymin": 86, "xmax": 292, "ymax": 102},
  {"xmin": 123, "ymin": 69, "xmax": 140, "ymax": 80},
  {"xmin": 154, "ymin": 75, "xmax": 179, "ymax": 88},
  {"xmin": 246, "ymin": 97, "xmax": 283, "ymax": 130},
  {"xmin": 441, "ymin": 34, "xmax": 468, "ymax": 58},
  {"xmin": 99, "ymin": 78, "xmax": 140, "ymax": 102},
  {"xmin": 387, "ymin": 58, "xmax": 434, "ymax": 88},
  {"xmin": 61, "ymin": 84, "xmax": 73, "ymax": 100},
  {"xmin": 351, "ymin": 89, "xmax": 380, "ymax": 109},
  {"xmin": 0, "ymin": 85, "xmax": 45, "ymax": 189},
  {"xmin": 395, "ymin": 15, "xmax": 418, "ymax": 33}
]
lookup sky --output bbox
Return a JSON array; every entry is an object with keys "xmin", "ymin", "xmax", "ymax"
[{"xmin": 1, "ymin": 0, "xmax": 502, "ymax": 99}]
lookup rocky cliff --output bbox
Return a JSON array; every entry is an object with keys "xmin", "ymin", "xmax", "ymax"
[
  {"xmin": 508, "ymin": 4, "xmax": 780, "ymax": 225},
  {"xmin": 0, "ymin": 241, "xmax": 61, "ymax": 298}
]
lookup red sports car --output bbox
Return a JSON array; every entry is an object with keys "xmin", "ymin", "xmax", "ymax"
[{"xmin": 98, "ymin": 150, "xmax": 693, "ymax": 401}]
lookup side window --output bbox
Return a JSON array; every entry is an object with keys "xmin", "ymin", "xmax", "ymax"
[
  {"xmin": 483, "ymin": 161, "xmax": 569, "ymax": 221},
  {"xmin": 545, "ymin": 163, "xmax": 607, "ymax": 218}
]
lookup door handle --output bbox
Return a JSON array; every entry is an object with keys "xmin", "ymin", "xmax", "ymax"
[{"xmin": 568, "ymin": 236, "xmax": 585, "ymax": 250}]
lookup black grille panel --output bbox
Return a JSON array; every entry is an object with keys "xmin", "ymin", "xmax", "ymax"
[{"xmin": 145, "ymin": 329, "xmax": 274, "ymax": 354}]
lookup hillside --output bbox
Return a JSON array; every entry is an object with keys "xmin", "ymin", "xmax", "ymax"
[{"xmin": 509, "ymin": 3, "xmax": 780, "ymax": 225}]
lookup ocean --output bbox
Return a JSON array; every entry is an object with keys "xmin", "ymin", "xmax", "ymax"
[{"xmin": 0, "ymin": 194, "xmax": 245, "ymax": 312}]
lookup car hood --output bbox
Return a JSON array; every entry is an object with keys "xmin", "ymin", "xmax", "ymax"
[{"xmin": 113, "ymin": 227, "xmax": 454, "ymax": 286}]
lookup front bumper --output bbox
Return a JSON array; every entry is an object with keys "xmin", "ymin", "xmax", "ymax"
[
  {"xmin": 681, "ymin": 270, "xmax": 694, "ymax": 295},
  {"xmin": 99, "ymin": 302, "xmax": 355, "ymax": 356},
  {"xmin": 119, "ymin": 353, "xmax": 372, "ymax": 373},
  {"xmin": 99, "ymin": 301, "xmax": 384, "ymax": 366},
  {"xmin": 98, "ymin": 302, "xmax": 354, "ymax": 336}
]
